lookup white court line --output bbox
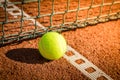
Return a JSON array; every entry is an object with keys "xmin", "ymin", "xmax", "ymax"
[
  {"xmin": 0, "ymin": 0, "xmax": 46, "ymax": 30},
  {"xmin": 64, "ymin": 46, "xmax": 113, "ymax": 80},
  {"xmin": 0, "ymin": 0, "xmax": 113, "ymax": 80}
]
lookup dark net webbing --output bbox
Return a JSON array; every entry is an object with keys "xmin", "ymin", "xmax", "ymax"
[{"xmin": 0, "ymin": 0, "xmax": 120, "ymax": 46}]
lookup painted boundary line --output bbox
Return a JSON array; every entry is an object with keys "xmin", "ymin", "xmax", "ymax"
[
  {"xmin": 0, "ymin": 0, "xmax": 113, "ymax": 80},
  {"xmin": 64, "ymin": 46, "xmax": 113, "ymax": 80},
  {"xmin": 0, "ymin": 0, "xmax": 46, "ymax": 30}
]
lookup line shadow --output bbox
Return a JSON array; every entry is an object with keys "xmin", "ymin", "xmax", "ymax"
[{"xmin": 6, "ymin": 48, "xmax": 50, "ymax": 64}]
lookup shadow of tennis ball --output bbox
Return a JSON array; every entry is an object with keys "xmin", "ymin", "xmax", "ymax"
[{"xmin": 6, "ymin": 48, "xmax": 50, "ymax": 64}]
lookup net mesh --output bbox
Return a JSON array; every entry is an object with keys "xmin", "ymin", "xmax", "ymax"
[{"xmin": 0, "ymin": 0, "xmax": 120, "ymax": 46}]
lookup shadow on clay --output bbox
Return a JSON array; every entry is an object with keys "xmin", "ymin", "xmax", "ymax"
[{"xmin": 5, "ymin": 48, "xmax": 51, "ymax": 64}]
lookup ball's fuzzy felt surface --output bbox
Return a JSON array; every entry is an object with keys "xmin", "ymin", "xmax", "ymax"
[{"xmin": 38, "ymin": 32, "xmax": 67, "ymax": 60}]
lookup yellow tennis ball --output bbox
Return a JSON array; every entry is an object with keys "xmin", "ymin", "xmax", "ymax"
[{"xmin": 38, "ymin": 32, "xmax": 67, "ymax": 60}]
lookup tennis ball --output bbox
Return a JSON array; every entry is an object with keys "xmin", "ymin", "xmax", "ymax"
[{"xmin": 38, "ymin": 32, "xmax": 67, "ymax": 60}]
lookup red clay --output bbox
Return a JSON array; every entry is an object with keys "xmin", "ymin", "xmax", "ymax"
[
  {"xmin": 63, "ymin": 20, "xmax": 120, "ymax": 80},
  {"xmin": 0, "ymin": 0, "xmax": 120, "ymax": 80}
]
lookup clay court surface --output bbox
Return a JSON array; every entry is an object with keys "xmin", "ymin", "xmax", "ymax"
[{"xmin": 0, "ymin": 0, "xmax": 120, "ymax": 80}]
